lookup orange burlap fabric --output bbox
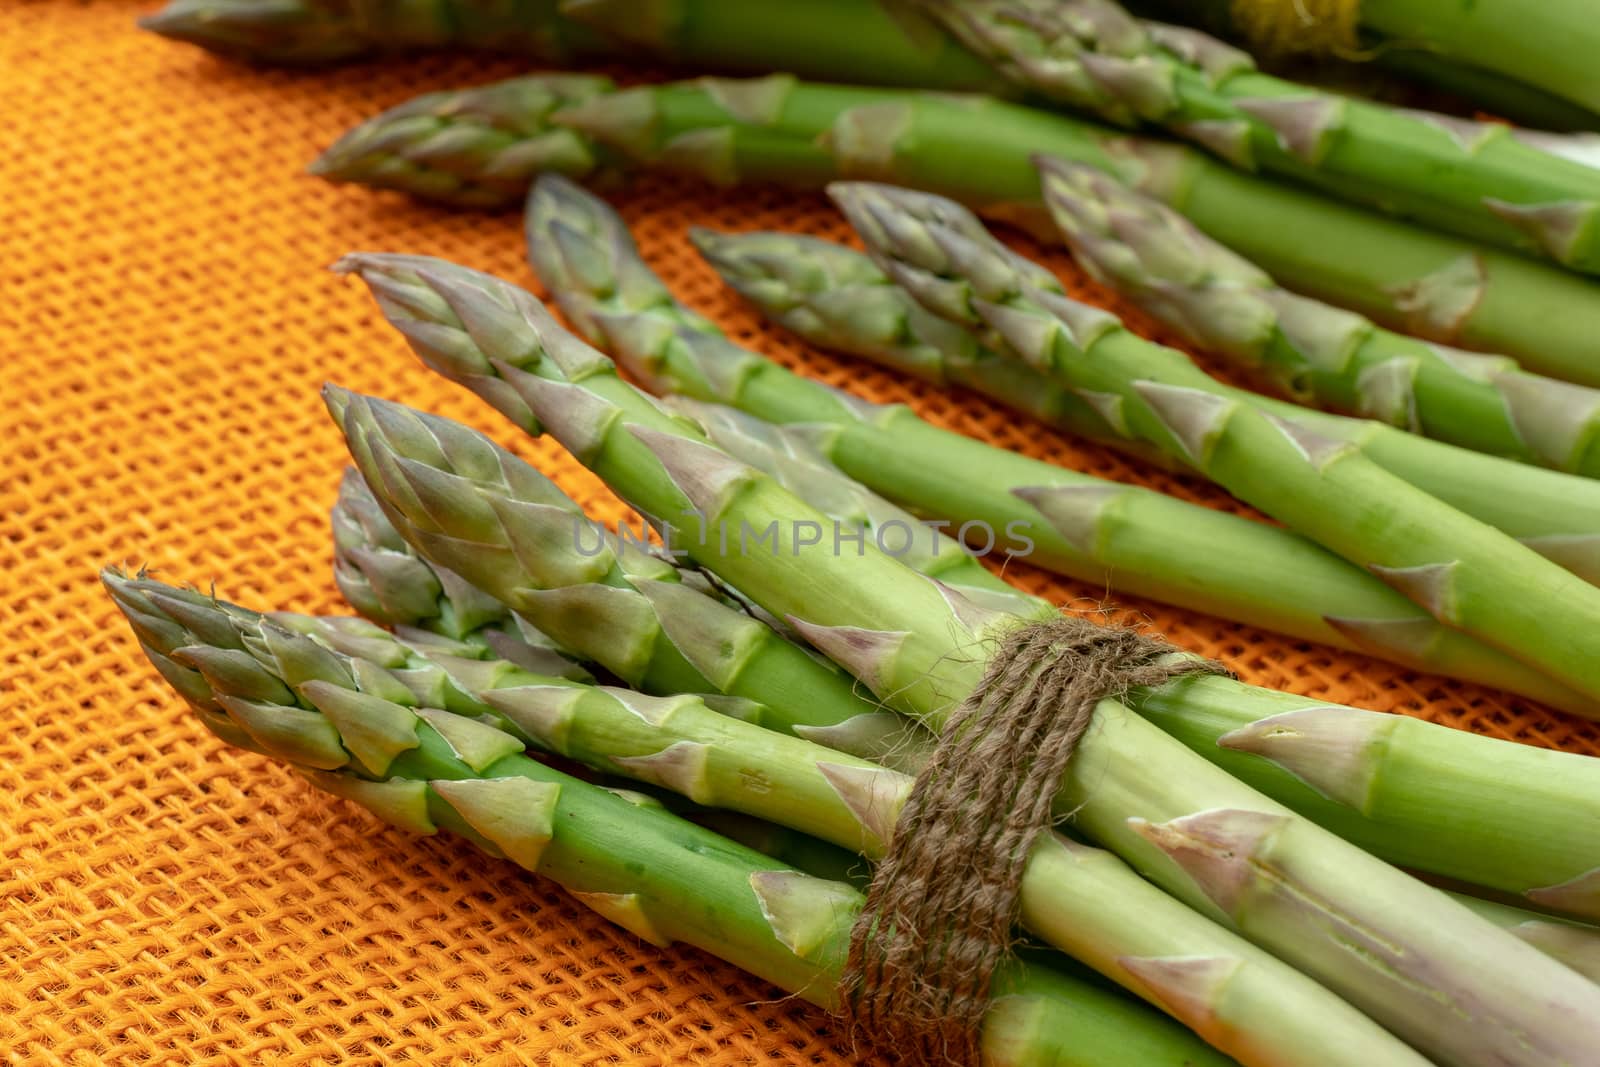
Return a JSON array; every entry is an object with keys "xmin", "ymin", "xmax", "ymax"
[{"xmin": 4, "ymin": 4, "xmax": 1597, "ymax": 1064}]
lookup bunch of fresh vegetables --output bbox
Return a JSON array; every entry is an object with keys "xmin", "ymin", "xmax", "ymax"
[{"xmin": 117, "ymin": 3, "xmax": 1600, "ymax": 1062}]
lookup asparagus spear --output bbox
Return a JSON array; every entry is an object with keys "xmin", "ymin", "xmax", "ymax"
[
  {"xmin": 140, "ymin": 0, "xmax": 1010, "ymax": 92},
  {"xmin": 336, "ymin": 254, "xmax": 1600, "ymax": 1065},
  {"xmin": 138, "ymin": 0, "xmax": 619, "ymax": 64},
  {"xmin": 309, "ymin": 75, "xmax": 622, "ymax": 210},
  {"xmin": 917, "ymin": 0, "xmax": 1600, "ymax": 273},
  {"xmin": 324, "ymin": 383, "xmax": 928, "ymax": 766},
  {"xmin": 318, "ymin": 75, "xmax": 1600, "ymax": 385},
  {"xmin": 690, "ymin": 221, "xmax": 1600, "ymax": 582},
  {"xmin": 522, "ymin": 175, "xmax": 1595, "ymax": 713},
  {"xmin": 838, "ymin": 180, "xmax": 1600, "ymax": 707},
  {"xmin": 1038, "ymin": 159, "xmax": 1600, "ymax": 475},
  {"xmin": 105, "ymin": 571, "xmax": 1222, "ymax": 1067}
]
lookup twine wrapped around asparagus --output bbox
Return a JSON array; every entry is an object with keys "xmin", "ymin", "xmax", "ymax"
[{"xmin": 842, "ymin": 615, "xmax": 1224, "ymax": 1063}]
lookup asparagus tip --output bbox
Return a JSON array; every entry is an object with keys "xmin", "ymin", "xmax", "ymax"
[
  {"xmin": 321, "ymin": 382, "xmax": 355, "ymax": 422},
  {"xmin": 136, "ymin": 3, "xmax": 209, "ymax": 43}
]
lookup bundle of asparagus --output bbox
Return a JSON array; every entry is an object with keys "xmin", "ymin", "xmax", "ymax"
[
  {"xmin": 107, "ymin": 569, "xmax": 1235, "ymax": 1067},
  {"xmin": 321, "ymin": 298, "xmax": 1600, "ymax": 918},
  {"xmin": 312, "ymin": 73, "xmax": 1600, "ymax": 388},
  {"xmin": 326, "ymin": 450, "xmax": 1600, "ymax": 987},
  {"xmin": 106, "ymin": 231, "xmax": 1600, "ymax": 1061},
  {"xmin": 314, "ymin": 247, "xmax": 1600, "ymax": 1065}
]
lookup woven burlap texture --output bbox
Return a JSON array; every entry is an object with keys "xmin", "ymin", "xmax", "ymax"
[{"xmin": 4, "ymin": 5, "xmax": 1596, "ymax": 1064}]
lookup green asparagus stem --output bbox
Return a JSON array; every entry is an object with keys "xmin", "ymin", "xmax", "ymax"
[
  {"xmin": 105, "ymin": 571, "xmax": 1220, "ymax": 1067},
  {"xmin": 556, "ymin": 0, "xmax": 1009, "ymax": 92},
  {"xmin": 917, "ymin": 0, "xmax": 1600, "ymax": 273},
  {"xmin": 690, "ymin": 219, "xmax": 1600, "ymax": 585},
  {"xmin": 661, "ymin": 397, "xmax": 1046, "ymax": 620},
  {"xmin": 138, "ymin": 0, "xmax": 618, "ymax": 64},
  {"xmin": 838, "ymin": 180, "xmax": 1600, "ymax": 707},
  {"xmin": 324, "ymin": 383, "xmax": 928, "ymax": 766},
  {"xmin": 1039, "ymin": 159, "xmax": 1600, "ymax": 476},
  {"xmin": 523, "ymin": 176, "xmax": 1595, "ymax": 713},
  {"xmin": 337, "ymin": 254, "xmax": 1600, "ymax": 1065},
  {"xmin": 320, "ymin": 74, "xmax": 1600, "ymax": 385},
  {"xmin": 1136, "ymin": 0, "xmax": 1600, "ymax": 127}
]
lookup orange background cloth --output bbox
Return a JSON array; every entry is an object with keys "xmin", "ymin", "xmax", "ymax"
[{"xmin": 4, "ymin": 4, "xmax": 1596, "ymax": 1063}]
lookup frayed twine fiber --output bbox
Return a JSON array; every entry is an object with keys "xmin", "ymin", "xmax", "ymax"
[
  {"xmin": 1230, "ymin": 0, "xmax": 1362, "ymax": 57},
  {"xmin": 838, "ymin": 615, "xmax": 1226, "ymax": 1064}
]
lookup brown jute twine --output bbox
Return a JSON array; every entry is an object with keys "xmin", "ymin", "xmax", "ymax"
[{"xmin": 838, "ymin": 616, "xmax": 1227, "ymax": 1065}]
